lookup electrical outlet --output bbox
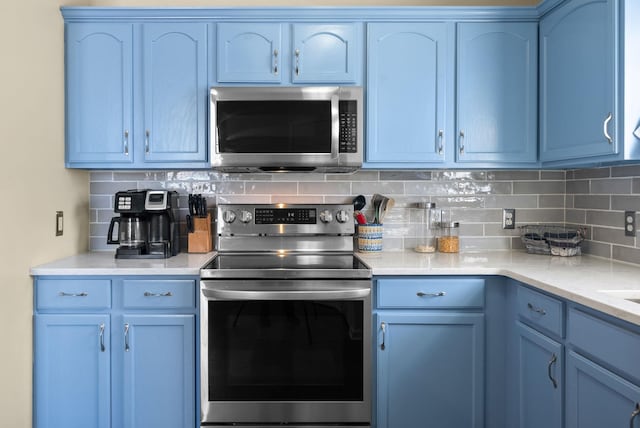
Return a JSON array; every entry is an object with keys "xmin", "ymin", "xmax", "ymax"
[
  {"xmin": 503, "ymin": 208, "xmax": 515, "ymax": 230},
  {"xmin": 624, "ymin": 210, "xmax": 636, "ymax": 237},
  {"xmin": 56, "ymin": 211, "xmax": 64, "ymax": 236}
]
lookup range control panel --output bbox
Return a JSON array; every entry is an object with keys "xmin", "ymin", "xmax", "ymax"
[{"xmin": 217, "ymin": 204, "xmax": 354, "ymax": 237}]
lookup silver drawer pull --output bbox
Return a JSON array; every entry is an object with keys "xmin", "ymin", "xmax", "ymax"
[
  {"xmin": 58, "ymin": 291, "xmax": 88, "ymax": 297},
  {"xmin": 143, "ymin": 291, "xmax": 173, "ymax": 297},
  {"xmin": 380, "ymin": 321, "xmax": 386, "ymax": 350},
  {"xmin": 527, "ymin": 302, "xmax": 547, "ymax": 315},
  {"xmin": 417, "ymin": 291, "xmax": 446, "ymax": 297}
]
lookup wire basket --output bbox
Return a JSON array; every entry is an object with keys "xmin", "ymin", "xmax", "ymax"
[{"xmin": 519, "ymin": 224, "xmax": 585, "ymax": 256}]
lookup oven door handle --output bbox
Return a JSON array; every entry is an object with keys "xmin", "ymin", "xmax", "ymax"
[{"xmin": 202, "ymin": 287, "xmax": 370, "ymax": 301}]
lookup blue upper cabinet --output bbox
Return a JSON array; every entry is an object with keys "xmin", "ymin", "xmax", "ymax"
[
  {"xmin": 292, "ymin": 23, "xmax": 358, "ymax": 83},
  {"xmin": 66, "ymin": 23, "xmax": 134, "ymax": 165},
  {"xmin": 366, "ymin": 23, "xmax": 453, "ymax": 166},
  {"xmin": 456, "ymin": 22, "xmax": 538, "ymax": 165},
  {"xmin": 216, "ymin": 22, "xmax": 361, "ymax": 84},
  {"xmin": 65, "ymin": 22, "xmax": 209, "ymax": 169},
  {"xmin": 540, "ymin": 0, "xmax": 617, "ymax": 164},
  {"xmin": 217, "ymin": 23, "xmax": 283, "ymax": 83},
  {"xmin": 141, "ymin": 24, "xmax": 208, "ymax": 163}
]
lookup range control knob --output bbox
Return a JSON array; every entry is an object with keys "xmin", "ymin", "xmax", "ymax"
[
  {"xmin": 319, "ymin": 209, "xmax": 333, "ymax": 223},
  {"xmin": 222, "ymin": 210, "xmax": 236, "ymax": 224},
  {"xmin": 335, "ymin": 210, "xmax": 350, "ymax": 224},
  {"xmin": 239, "ymin": 210, "xmax": 253, "ymax": 224}
]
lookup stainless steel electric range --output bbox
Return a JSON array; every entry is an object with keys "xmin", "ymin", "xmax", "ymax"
[{"xmin": 200, "ymin": 203, "xmax": 372, "ymax": 428}]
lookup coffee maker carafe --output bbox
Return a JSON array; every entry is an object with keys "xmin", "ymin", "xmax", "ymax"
[{"xmin": 107, "ymin": 190, "xmax": 180, "ymax": 259}]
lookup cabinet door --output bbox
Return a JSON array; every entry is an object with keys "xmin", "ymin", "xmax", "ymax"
[
  {"xmin": 292, "ymin": 23, "xmax": 359, "ymax": 83},
  {"xmin": 516, "ymin": 322, "xmax": 563, "ymax": 428},
  {"xmin": 217, "ymin": 23, "xmax": 282, "ymax": 83},
  {"xmin": 540, "ymin": 0, "xmax": 616, "ymax": 163},
  {"xmin": 142, "ymin": 23, "xmax": 208, "ymax": 163},
  {"xmin": 566, "ymin": 351, "xmax": 640, "ymax": 428},
  {"xmin": 120, "ymin": 315, "xmax": 195, "ymax": 428},
  {"xmin": 367, "ymin": 23, "xmax": 452, "ymax": 166},
  {"xmin": 375, "ymin": 312, "xmax": 484, "ymax": 428},
  {"xmin": 456, "ymin": 22, "xmax": 538, "ymax": 164},
  {"xmin": 34, "ymin": 315, "xmax": 110, "ymax": 428},
  {"xmin": 66, "ymin": 23, "xmax": 133, "ymax": 165}
]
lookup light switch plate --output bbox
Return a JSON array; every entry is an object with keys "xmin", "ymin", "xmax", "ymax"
[
  {"xmin": 56, "ymin": 211, "xmax": 63, "ymax": 236},
  {"xmin": 503, "ymin": 208, "xmax": 515, "ymax": 230}
]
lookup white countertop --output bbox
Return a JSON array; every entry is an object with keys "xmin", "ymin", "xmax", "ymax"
[
  {"xmin": 31, "ymin": 249, "xmax": 640, "ymax": 326},
  {"xmin": 357, "ymin": 250, "xmax": 640, "ymax": 326},
  {"xmin": 30, "ymin": 251, "xmax": 216, "ymax": 276}
]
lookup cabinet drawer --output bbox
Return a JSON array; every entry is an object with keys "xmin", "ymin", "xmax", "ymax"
[
  {"xmin": 377, "ymin": 278, "xmax": 485, "ymax": 309},
  {"xmin": 122, "ymin": 279, "xmax": 195, "ymax": 309},
  {"xmin": 36, "ymin": 279, "xmax": 111, "ymax": 310},
  {"xmin": 517, "ymin": 286, "xmax": 564, "ymax": 337},
  {"xmin": 568, "ymin": 308, "xmax": 640, "ymax": 382}
]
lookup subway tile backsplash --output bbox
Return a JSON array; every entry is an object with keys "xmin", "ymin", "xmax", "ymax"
[{"xmin": 89, "ymin": 165, "xmax": 640, "ymax": 266}]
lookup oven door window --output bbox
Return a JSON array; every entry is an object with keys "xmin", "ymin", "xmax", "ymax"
[
  {"xmin": 216, "ymin": 100, "xmax": 332, "ymax": 154},
  {"xmin": 208, "ymin": 300, "xmax": 363, "ymax": 401}
]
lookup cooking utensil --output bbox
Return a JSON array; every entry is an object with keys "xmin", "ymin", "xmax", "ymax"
[
  {"xmin": 379, "ymin": 198, "xmax": 395, "ymax": 224},
  {"xmin": 355, "ymin": 211, "xmax": 367, "ymax": 225},
  {"xmin": 353, "ymin": 195, "xmax": 366, "ymax": 211}
]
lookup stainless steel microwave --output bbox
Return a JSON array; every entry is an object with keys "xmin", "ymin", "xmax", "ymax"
[{"xmin": 209, "ymin": 86, "xmax": 363, "ymax": 173}]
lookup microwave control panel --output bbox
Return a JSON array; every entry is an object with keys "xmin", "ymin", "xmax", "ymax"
[{"xmin": 339, "ymin": 100, "xmax": 358, "ymax": 153}]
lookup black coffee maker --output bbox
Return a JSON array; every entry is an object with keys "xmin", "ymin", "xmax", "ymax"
[{"xmin": 107, "ymin": 189, "xmax": 180, "ymax": 259}]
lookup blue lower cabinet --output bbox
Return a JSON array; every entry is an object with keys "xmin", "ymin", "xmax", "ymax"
[
  {"xmin": 375, "ymin": 312, "xmax": 485, "ymax": 428},
  {"xmin": 566, "ymin": 350, "xmax": 640, "ymax": 428},
  {"xmin": 516, "ymin": 322, "xmax": 563, "ymax": 428},
  {"xmin": 34, "ymin": 314, "xmax": 111, "ymax": 428},
  {"xmin": 120, "ymin": 315, "xmax": 195, "ymax": 428}
]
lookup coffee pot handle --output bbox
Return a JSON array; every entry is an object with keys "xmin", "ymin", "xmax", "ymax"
[{"xmin": 107, "ymin": 217, "xmax": 120, "ymax": 244}]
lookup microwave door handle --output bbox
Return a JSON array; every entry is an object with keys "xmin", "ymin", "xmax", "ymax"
[
  {"xmin": 202, "ymin": 288, "xmax": 370, "ymax": 301},
  {"xmin": 331, "ymin": 94, "xmax": 340, "ymax": 159}
]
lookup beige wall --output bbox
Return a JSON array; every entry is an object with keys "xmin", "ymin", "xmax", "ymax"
[
  {"xmin": 0, "ymin": 0, "xmax": 534, "ymax": 426},
  {"xmin": 0, "ymin": 0, "xmax": 89, "ymax": 426}
]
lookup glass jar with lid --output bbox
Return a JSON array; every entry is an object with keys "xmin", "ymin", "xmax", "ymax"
[
  {"xmin": 414, "ymin": 202, "xmax": 437, "ymax": 253},
  {"xmin": 438, "ymin": 221, "xmax": 460, "ymax": 253}
]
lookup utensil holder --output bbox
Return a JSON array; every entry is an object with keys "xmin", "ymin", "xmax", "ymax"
[
  {"xmin": 188, "ymin": 213, "xmax": 212, "ymax": 253},
  {"xmin": 357, "ymin": 223, "xmax": 383, "ymax": 253}
]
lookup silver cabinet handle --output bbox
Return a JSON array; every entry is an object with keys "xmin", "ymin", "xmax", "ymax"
[
  {"xmin": 123, "ymin": 130, "xmax": 129, "ymax": 155},
  {"xmin": 294, "ymin": 48, "xmax": 300, "ymax": 76},
  {"xmin": 273, "ymin": 49, "xmax": 279, "ymax": 75},
  {"xmin": 124, "ymin": 323, "xmax": 130, "ymax": 352},
  {"xmin": 417, "ymin": 291, "xmax": 446, "ymax": 297},
  {"xmin": 380, "ymin": 321, "xmax": 386, "ymax": 350},
  {"xmin": 634, "ymin": 125, "xmax": 640, "ymax": 140},
  {"xmin": 143, "ymin": 291, "xmax": 173, "ymax": 297},
  {"xmin": 630, "ymin": 403, "xmax": 640, "ymax": 428},
  {"xmin": 604, "ymin": 112, "xmax": 613, "ymax": 144},
  {"xmin": 527, "ymin": 302, "xmax": 546, "ymax": 315},
  {"xmin": 58, "ymin": 291, "xmax": 88, "ymax": 297},
  {"xmin": 99, "ymin": 323, "xmax": 105, "ymax": 352},
  {"xmin": 437, "ymin": 130, "xmax": 444, "ymax": 155},
  {"xmin": 145, "ymin": 130, "xmax": 150, "ymax": 154},
  {"xmin": 547, "ymin": 353, "xmax": 558, "ymax": 389},
  {"xmin": 459, "ymin": 130, "xmax": 465, "ymax": 154}
]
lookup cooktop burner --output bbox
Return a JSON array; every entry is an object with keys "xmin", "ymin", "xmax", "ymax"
[{"xmin": 201, "ymin": 253, "xmax": 371, "ymax": 279}]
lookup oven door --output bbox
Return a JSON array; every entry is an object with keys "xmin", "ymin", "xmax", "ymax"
[{"xmin": 200, "ymin": 279, "xmax": 371, "ymax": 426}]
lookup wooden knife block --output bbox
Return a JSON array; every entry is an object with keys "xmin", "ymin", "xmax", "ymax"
[{"xmin": 188, "ymin": 213, "xmax": 212, "ymax": 253}]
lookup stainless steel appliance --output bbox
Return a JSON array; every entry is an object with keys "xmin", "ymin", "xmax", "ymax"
[
  {"xmin": 107, "ymin": 189, "xmax": 180, "ymax": 259},
  {"xmin": 209, "ymin": 86, "xmax": 363, "ymax": 173},
  {"xmin": 200, "ymin": 203, "xmax": 372, "ymax": 427}
]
